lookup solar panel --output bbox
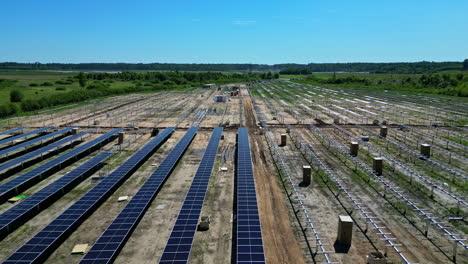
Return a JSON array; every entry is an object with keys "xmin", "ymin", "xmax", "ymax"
[
  {"xmin": 235, "ymin": 127, "xmax": 265, "ymax": 264},
  {"xmin": 0, "ymin": 128, "xmax": 122, "ymax": 204},
  {"xmin": 0, "ymin": 127, "xmax": 52, "ymax": 146},
  {"xmin": 80, "ymin": 127, "xmax": 198, "ymax": 264},
  {"xmin": 0, "ymin": 131, "xmax": 84, "ymax": 174},
  {"xmin": 0, "ymin": 127, "xmax": 76, "ymax": 158},
  {"xmin": 2, "ymin": 128, "xmax": 174, "ymax": 264},
  {"xmin": 159, "ymin": 127, "xmax": 223, "ymax": 264},
  {"xmin": 0, "ymin": 152, "xmax": 112, "ymax": 240},
  {"xmin": 0, "ymin": 127, "xmax": 27, "ymax": 136}
]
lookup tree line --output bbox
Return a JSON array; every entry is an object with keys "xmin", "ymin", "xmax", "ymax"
[
  {"xmin": 300, "ymin": 72, "xmax": 468, "ymax": 97},
  {"xmin": 279, "ymin": 68, "xmax": 312, "ymax": 75},
  {"xmin": 1, "ymin": 60, "xmax": 467, "ymax": 74},
  {"xmin": 84, "ymin": 71, "xmax": 277, "ymax": 84},
  {"xmin": 0, "ymin": 71, "xmax": 273, "ymax": 118}
]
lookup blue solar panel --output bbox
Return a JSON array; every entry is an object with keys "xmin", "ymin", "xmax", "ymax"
[
  {"xmin": 0, "ymin": 127, "xmax": 52, "ymax": 146},
  {"xmin": 0, "ymin": 127, "xmax": 76, "ymax": 157},
  {"xmin": 159, "ymin": 127, "xmax": 223, "ymax": 264},
  {"xmin": 0, "ymin": 130, "xmax": 83, "ymax": 173},
  {"xmin": 2, "ymin": 128, "xmax": 174, "ymax": 264},
  {"xmin": 0, "ymin": 128, "xmax": 122, "ymax": 204},
  {"xmin": 0, "ymin": 127, "xmax": 27, "ymax": 136},
  {"xmin": 80, "ymin": 127, "xmax": 198, "ymax": 264},
  {"xmin": 236, "ymin": 127, "xmax": 265, "ymax": 264},
  {"xmin": 0, "ymin": 152, "xmax": 112, "ymax": 240}
]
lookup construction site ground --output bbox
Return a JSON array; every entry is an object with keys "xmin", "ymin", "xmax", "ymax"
[{"xmin": 0, "ymin": 81, "xmax": 466, "ymax": 264}]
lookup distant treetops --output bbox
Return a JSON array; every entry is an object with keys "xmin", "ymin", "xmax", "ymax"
[
  {"xmin": 279, "ymin": 68, "xmax": 312, "ymax": 75},
  {"xmin": 1, "ymin": 60, "xmax": 467, "ymax": 74}
]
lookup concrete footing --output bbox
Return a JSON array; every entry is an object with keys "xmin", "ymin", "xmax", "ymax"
[
  {"xmin": 373, "ymin": 157, "xmax": 383, "ymax": 176},
  {"xmin": 380, "ymin": 126, "xmax": 388, "ymax": 138},
  {"xmin": 303, "ymin": 165, "xmax": 311, "ymax": 186},
  {"xmin": 118, "ymin": 132, "xmax": 125, "ymax": 145},
  {"xmin": 280, "ymin": 134, "xmax": 287, "ymax": 146},
  {"xmin": 350, "ymin": 142, "xmax": 359, "ymax": 156},
  {"xmin": 420, "ymin": 143, "xmax": 431, "ymax": 158},
  {"xmin": 337, "ymin": 215, "xmax": 353, "ymax": 246}
]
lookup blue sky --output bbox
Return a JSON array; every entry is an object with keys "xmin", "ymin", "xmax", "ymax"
[{"xmin": 2, "ymin": 0, "xmax": 467, "ymax": 64}]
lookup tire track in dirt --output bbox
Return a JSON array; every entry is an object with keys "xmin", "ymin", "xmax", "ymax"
[{"xmin": 242, "ymin": 90, "xmax": 306, "ymax": 264}]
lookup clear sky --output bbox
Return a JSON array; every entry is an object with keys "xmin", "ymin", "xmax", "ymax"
[{"xmin": 2, "ymin": 0, "xmax": 467, "ymax": 64}]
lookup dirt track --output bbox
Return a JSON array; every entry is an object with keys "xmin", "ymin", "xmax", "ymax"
[
  {"xmin": 1, "ymin": 82, "xmax": 465, "ymax": 264},
  {"xmin": 242, "ymin": 90, "xmax": 306, "ymax": 264}
]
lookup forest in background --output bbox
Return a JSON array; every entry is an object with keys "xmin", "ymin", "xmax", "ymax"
[
  {"xmin": 0, "ymin": 71, "xmax": 270, "ymax": 118},
  {"xmin": 1, "ymin": 60, "xmax": 467, "ymax": 74},
  {"xmin": 294, "ymin": 71, "xmax": 468, "ymax": 97}
]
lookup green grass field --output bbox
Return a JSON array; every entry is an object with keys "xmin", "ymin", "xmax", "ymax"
[
  {"xmin": 287, "ymin": 71, "xmax": 468, "ymax": 97},
  {"xmin": 0, "ymin": 71, "xmax": 165, "ymax": 120},
  {"xmin": 279, "ymin": 74, "xmax": 308, "ymax": 79},
  {"xmin": 0, "ymin": 70, "xmax": 263, "ymax": 119},
  {"xmin": 0, "ymin": 71, "xmax": 77, "ymax": 105},
  {"xmin": 0, "ymin": 70, "xmax": 188, "ymax": 105}
]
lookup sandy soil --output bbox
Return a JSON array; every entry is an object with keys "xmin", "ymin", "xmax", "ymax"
[
  {"xmin": 1, "ymin": 83, "xmax": 466, "ymax": 264},
  {"xmin": 243, "ymin": 90, "xmax": 306, "ymax": 264},
  {"xmin": 189, "ymin": 132, "xmax": 235, "ymax": 264}
]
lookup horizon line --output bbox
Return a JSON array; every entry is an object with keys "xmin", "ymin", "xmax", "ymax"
[{"xmin": 0, "ymin": 60, "xmax": 465, "ymax": 65}]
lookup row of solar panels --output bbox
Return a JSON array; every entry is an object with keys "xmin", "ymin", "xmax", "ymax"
[
  {"xmin": 0, "ymin": 127, "xmax": 27, "ymax": 136},
  {"xmin": 0, "ymin": 127, "xmax": 76, "ymax": 158},
  {"xmin": 0, "ymin": 127, "xmax": 52, "ymax": 146},
  {"xmin": 0, "ymin": 152, "xmax": 112, "ymax": 240},
  {"xmin": 2, "ymin": 127, "xmax": 176, "ymax": 263},
  {"xmin": 2, "ymin": 127, "xmax": 265, "ymax": 264},
  {"xmin": 158, "ymin": 127, "xmax": 224, "ymax": 264},
  {"xmin": 0, "ymin": 128, "xmax": 82, "ymax": 174},
  {"xmin": 0, "ymin": 128, "xmax": 122, "ymax": 204},
  {"xmin": 236, "ymin": 127, "xmax": 266, "ymax": 263},
  {"xmin": 81, "ymin": 127, "xmax": 199, "ymax": 263}
]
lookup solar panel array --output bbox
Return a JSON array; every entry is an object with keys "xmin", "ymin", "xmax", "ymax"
[
  {"xmin": 0, "ymin": 127, "xmax": 75, "ymax": 157},
  {"xmin": 159, "ymin": 127, "xmax": 223, "ymax": 264},
  {"xmin": 0, "ymin": 127, "xmax": 27, "ymax": 136},
  {"xmin": 0, "ymin": 152, "xmax": 112, "ymax": 240},
  {"xmin": 0, "ymin": 128, "xmax": 122, "ymax": 204},
  {"xmin": 236, "ymin": 127, "xmax": 265, "ymax": 264},
  {"xmin": 0, "ymin": 131, "xmax": 85, "ymax": 173},
  {"xmin": 80, "ymin": 127, "xmax": 198, "ymax": 264},
  {"xmin": 0, "ymin": 127, "xmax": 51, "ymax": 146},
  {"xmin": 2, "ymin": 128, "xmax": 174, "ymax": 264}
]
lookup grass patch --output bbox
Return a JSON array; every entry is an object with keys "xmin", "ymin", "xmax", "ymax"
[
  {"xmin": 0, "ymin": 70, "xmax": 265, "ymax": 119},
  {"xmin": 294, "ymin": 72, "xmax": 468, "ymax": 98}
]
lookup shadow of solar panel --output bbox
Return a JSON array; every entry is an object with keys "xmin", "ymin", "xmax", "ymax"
[
  {"xmin": 3, "ymin": 128, "xmax": 174, "ymax": 264},
  {"xmin": 235, "ymin": 128, "xmax": 265, "ymax": 264},
  {"xmin": 0, "ymin": 128, "xmax": 122, "ymax": 204},
  {"xmin": 0, "ymin": 127, "xmax": 52, "ymax": 146},
  {"xmin": 81, "ymin": 127, "xmax": 199, "ymax": 264},
  {"xmin": 0, "ymin": 152, "xmax": 112, "ymax": 240},
  {"xmin": 158, "ymin": 127, "xmax": 223, "ymax": 264}
]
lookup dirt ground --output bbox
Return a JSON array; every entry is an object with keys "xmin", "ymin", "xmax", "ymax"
[
  {"xmin": 252, "ymin": 81, "xmax": 466, "ymax": 264},
  {"xmin": 188, "ymin": 131, "xmax": 235, "ymax": 264},
  {"xmin": 0, "ymin": 82, "xmax": 466, "ymax": 264},
  {"xmin": 298, "ymin": 127, "xmax": 448, "ymax": 263},
  {"xmin": 0, "ymin": 134, "xmax": 114, "ymax": 260},
  {"xmin": 242, "ymin": 90, "xmax": 306, "ymax": 264}
]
